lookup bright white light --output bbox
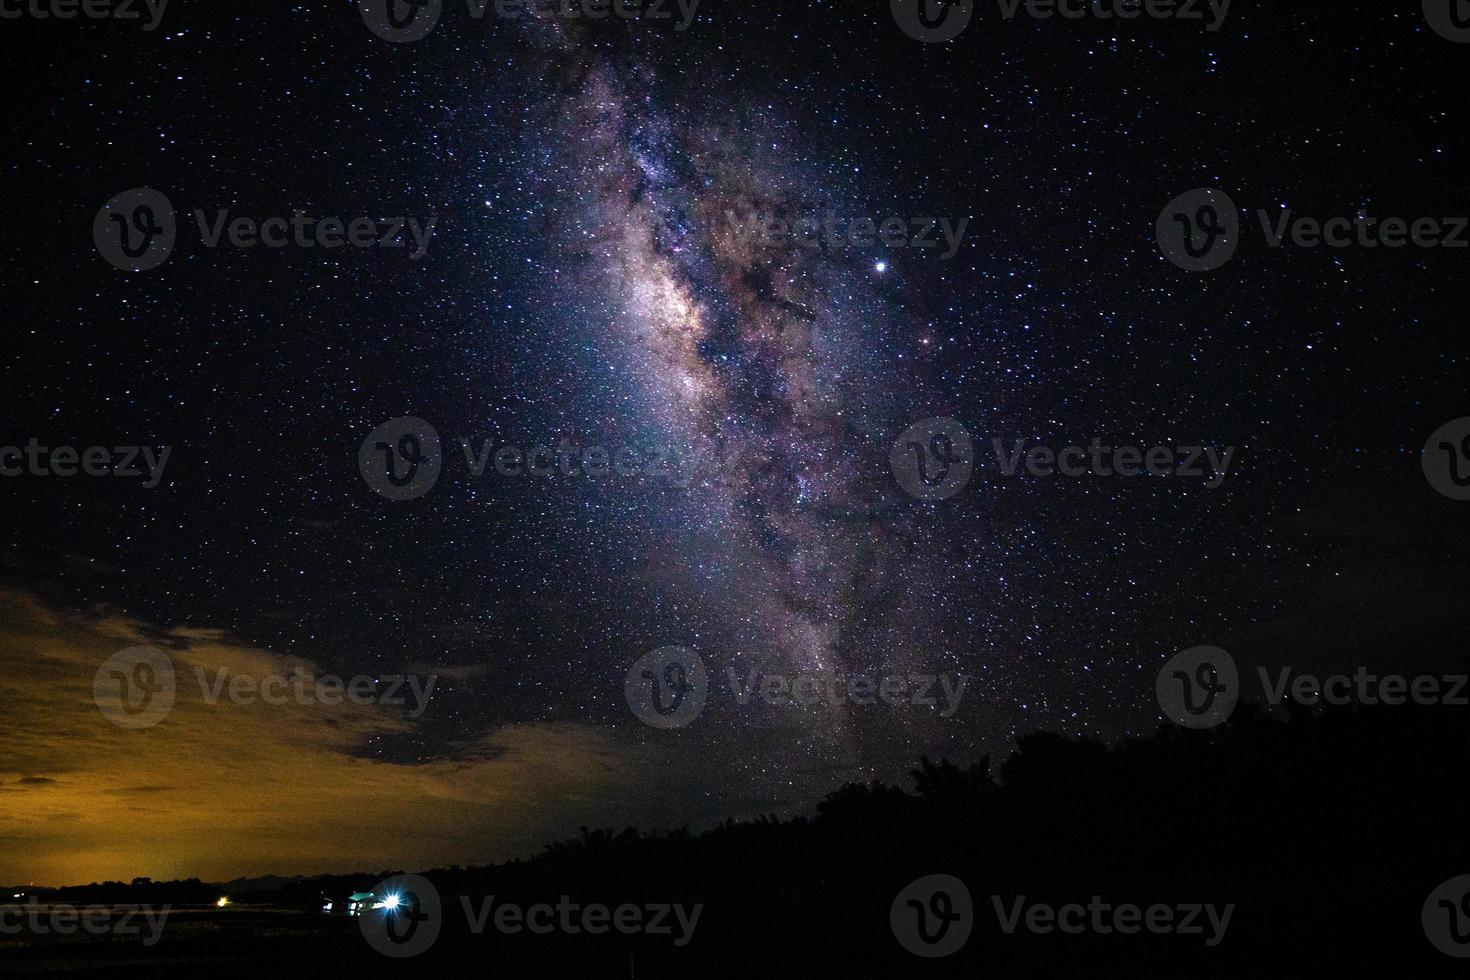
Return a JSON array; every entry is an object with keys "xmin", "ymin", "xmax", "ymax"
[
  {"xmin": 383, "ymin": 894, "xmax": 402, "ymax": 911},
  {"xmin": 874, "ymin": 261, "xmax": 887, "ymax": 273}
]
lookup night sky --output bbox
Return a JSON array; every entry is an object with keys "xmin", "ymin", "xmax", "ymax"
[{"xmin": 3, "ymin": 0, "xmax": 1469, "ymax": 885}]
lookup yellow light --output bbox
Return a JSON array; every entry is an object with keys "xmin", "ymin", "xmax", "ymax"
[{"xmin": 216, "ymin": 896, "xmax": 230, "ymax": 908}]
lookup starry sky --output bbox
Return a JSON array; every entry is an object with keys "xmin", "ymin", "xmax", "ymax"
[{"xmin": 3, "ymin": 0, "xmax": 1469, "ymax": 885}]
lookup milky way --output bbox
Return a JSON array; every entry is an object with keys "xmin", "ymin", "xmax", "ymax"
[{"xmin": 509, "ymin": 20, "xmax": 958, "ymax": 769}]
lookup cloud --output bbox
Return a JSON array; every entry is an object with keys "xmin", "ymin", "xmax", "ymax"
[{"xmin": 0, "ymin": 590, "xmax": 667, "ymax": 887}]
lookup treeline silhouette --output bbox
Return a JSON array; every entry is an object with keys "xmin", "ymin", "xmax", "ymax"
[{"xmin": 6, "ymin": 701, "xmax": 1469, "ymax": 976}]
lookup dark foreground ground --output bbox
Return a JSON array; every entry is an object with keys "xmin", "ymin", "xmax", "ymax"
[{"xmin": 4, "ymin": 702, "xmax": 1467, "ymax": 977}]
